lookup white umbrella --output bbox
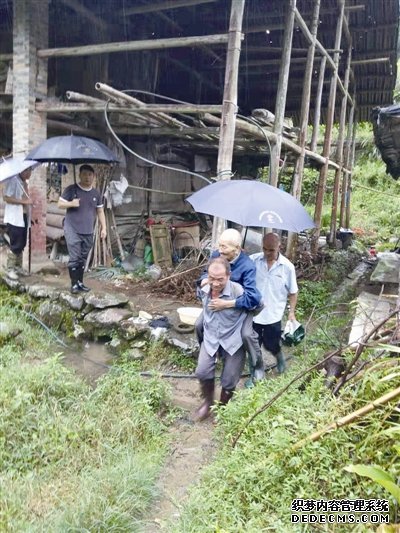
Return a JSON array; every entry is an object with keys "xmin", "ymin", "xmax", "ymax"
[{"xmin": 0, "ymin": 156, "xmax": 40, "ymax": 183}]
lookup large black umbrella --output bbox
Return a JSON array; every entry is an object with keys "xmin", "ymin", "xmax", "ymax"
[
  {"xmin": 186, "ymin": 179, "xmax": 315, "ymax": 233},
  {"xmin": 26, "ymin": 135, "xmax": 119, "ymax": 164},
  {"xmin": 26, "ymin": 134, "xmax": 119, "ymax": 196}
]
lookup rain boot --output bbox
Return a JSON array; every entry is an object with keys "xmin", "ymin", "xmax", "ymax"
[
  {"xmin": 77, "ymin": 266, "xmax": 90, "ymax": 292},
  {"xmin": 6, "ymin": 250, "xmax": 19, "ymax": 281},
  {"xmin": 195, "ymin": 379, "xmax": 215, "ymax": 421},
  {"xmin": 276, "ymin": 350, "xmax": 286, "ymax": 374},
  {"xmin": 219, "ymin": 388, "xmax": 234, "ymax": 406},
  {"xmin": 69, "ymin": 266, "xmax": 80, "ymax": 294},
  {"xmin": 244, "ymin": 353, "xmax": 255, "ymax": 389}
]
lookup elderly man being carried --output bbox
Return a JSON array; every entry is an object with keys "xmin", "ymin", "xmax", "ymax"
[{"xmin": 196, "ymin": 228, "xmax": 264, "ymax": 388}]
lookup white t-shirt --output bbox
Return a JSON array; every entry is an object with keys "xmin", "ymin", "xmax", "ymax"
[
  {"xmin": 3, "ymin": 176, "xmax": 29, "ymax": 228},
  {"xmin": 250, "ymin": 252, "xmax": 298, "ymax": 325}
]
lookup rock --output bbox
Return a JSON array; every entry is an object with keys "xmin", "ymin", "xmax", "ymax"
[
  {"xmin": 27, "ymin": 284, "xmax": 58, "ymax": 299},
  {"xmin": 84, "ymin": 292, "xmax": 129, "ymax": 309},
  {"xmin": 120, "ymin": 317, "xmax": 151, "ymax": 340},
  {"xmin": 125, "ymin": 347, "xmax": 145, "ymax": 361},
  {"xmin": 0, "ymin": 275, "xmax": 25, "ymax": 292},
  {"xmin": 37, "ymin": 301, "xmax": 66, "ymax": 329},
  {"xmin": 370, "ymin": 253, "xmax": 400, "ymax": 283},
  {"xmin": 59, "ymin": 291, "xmax": 84, "ymax": 311},
  {"xmin": 0, "ymin": 321, "xmax": 22, "ymax": 344},
  {"xmin": 72, "ymin": 324, "xmax": 85, "ymax": 339},
  {"xmin": 83, "ymin": 308, "xmax": 133, "ymax": 330}
]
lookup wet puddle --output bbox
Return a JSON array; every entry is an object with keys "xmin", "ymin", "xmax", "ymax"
[{"xmin": 62, "ymin": 342, "xmax": 113, "ymax": 385}]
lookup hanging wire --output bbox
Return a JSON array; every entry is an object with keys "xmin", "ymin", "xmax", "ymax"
[{"xmin": 103, "ymin": 90, "xmax": 212, "ymax": 185}]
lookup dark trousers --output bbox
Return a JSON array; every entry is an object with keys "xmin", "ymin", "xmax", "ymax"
[
  {"xmin": 64, "ymin": 224, "xmax": 93, "ymax": 269},
  {"xmin": 7, "ymin": 216, "xmax": 28, "ymax": 255},
  {"xmin": 195, "ymin": 343, "xmax": 246, "ymax": 391},
  {"xmin": 253, "ymin": 321, "xmax": 282, "ymax": 355}
]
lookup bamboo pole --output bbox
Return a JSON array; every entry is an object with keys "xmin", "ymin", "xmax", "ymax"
[
  {"xmin": 329, "ymin": 46, "xmax": 352, "ymax": 245},
  {"xmin": 122, "ymin": 0, "xmax": 217, "ymax": 16},
  {"xmin": 95, "ymin": 82, "xmax": 202, "ymax": 135},
  {"xmin": 287, "ymin": 0, "xmax": 321, "ymax": 259},
  {"xmin": 269, "ymin": 0, "xmax": 296, "ymax": 187},
  {"xmin": 345, "ymin": 119, "xmax": 357, "ymax": 229},
  {"xmin": 292, "ymin": 386, "xmax": 400, "ymax": 450},
  {"xmin": 37, "ymin": 101, "xmax": 223, "ymax": 114},
  {"xmin": 340, "ymin": 104, "xmax": 355, "ymax": 227},
  {"xmin": 211, "ymin": 0, "xmax": 245, "ymax": 247},
  {"xmin": 312, "ymin": 0, "xmax": 345, "ymax": 254},
  {"xmin": 38, "ymin": 34, "xmax": 230, "ymax": 58},
  {"xmin": 310, "ymin": 55, "xmax": 327, "ymax": 153}
]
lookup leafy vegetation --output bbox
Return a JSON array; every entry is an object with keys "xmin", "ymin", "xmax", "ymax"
[{"xmin": 174, "ymin": 350, "xmax": 400, "ymax": 532}]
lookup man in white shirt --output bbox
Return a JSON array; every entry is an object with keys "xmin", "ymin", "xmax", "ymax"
[
  {"xmin": 3, "ymin": 168, "xmax": 33, "ymax": 280},
  {"xmin": 250, "ymin": 233, "xmax": 298, "ymax": 373}
]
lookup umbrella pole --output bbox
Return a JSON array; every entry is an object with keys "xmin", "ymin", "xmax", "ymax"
[
  {"xmin": 73, "ymin": 165, "xmax": 77, "ymax": 197},
  {"xmin": 28, "ymin": 227, "xmax": 32, "ymax": 274},
  {"xmin": 242, "ymin": 227, "xmax": 248, "ymax": 248}
]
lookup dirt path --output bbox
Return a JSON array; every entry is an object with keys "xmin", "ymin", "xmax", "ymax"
[{"xmin": 142, "ymin": 377, "xmax": 217, "ymax": 532}]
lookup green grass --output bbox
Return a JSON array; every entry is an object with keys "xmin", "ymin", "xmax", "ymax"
[{"xmin": 0, "ymin": 301, "xmax": 173, "ymax": 532}]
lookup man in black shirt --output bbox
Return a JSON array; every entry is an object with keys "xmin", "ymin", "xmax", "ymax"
[{"xmin": 58, "ymin": 164, "xmax": 107, "ymax": 293}]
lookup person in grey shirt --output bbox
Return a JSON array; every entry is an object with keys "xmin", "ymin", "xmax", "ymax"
[
  {"xmin": 58, "ymin": 164, "xmax": 107, "ymax": 293},
  {"xmin": 195, "ymin": 257, "xmax": 247, "ymax": 421}
]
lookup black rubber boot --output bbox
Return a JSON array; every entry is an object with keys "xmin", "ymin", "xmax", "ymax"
[
  {"xmin": 276, "ymin": 351, "xmax": 286, "ymax": 374},
  {"xmin": 219, "ymin": 389, "xmax": 234, "ymax": 406},
  {"xmin": 69, "ymin": 267, "xmax": 80, "ymax": 294},
  {"xmin": 77, "ymin": 266, "xmax": 90, "ymax": 292},
  {"xmin": 195, "ymin": 379, "xmax": 215, "ymax": 421}
]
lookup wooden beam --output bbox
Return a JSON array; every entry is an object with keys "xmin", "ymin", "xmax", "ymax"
[
  {"xmin": 38, "ymin": 33, "xmax": 231, "ymax": 58},
  {"xmin": 36, "ymin": 101, "xmax": 223, "ymax": 114},
  {"xmin": 60, "ymin": 0, "xmax": 107, "ymax": 30},
  {"xmin": 212, "ymin": 0, "xmax": 245, "ymax": 246},
  {"xmin": 121, "ymin": 0, "xmax": 217, "ymax": 16}
]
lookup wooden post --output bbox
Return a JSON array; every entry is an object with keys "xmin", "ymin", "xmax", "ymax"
[
  {"xmin": 269, "ymin": 0, "xmax": 296, "ymax": 187},
  {"xmin": 340, "ymin": 104, "xmax": 354, "ymax": 226},
  {"xmin": 329, "ymin": 46, "xmax": 352, "ymax": 244},
  {"xmin": 310, "ymin": 55, "xmax": 326, "ymax": 153},
  {"xmin": 211, "ymin": 0, "xmax": 245, "ymax": 247},
  {"xmin": 287, "ymin": 0, "xmax": 320, "ymax": 259},
  {"xmin": 312, "ymin": 0, "xmax": 345, "ymax": 254}
]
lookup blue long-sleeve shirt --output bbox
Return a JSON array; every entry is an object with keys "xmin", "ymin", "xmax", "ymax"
[{"xmin": 199, "ymin": 250, "xmax": 262, "ymax": 310}]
